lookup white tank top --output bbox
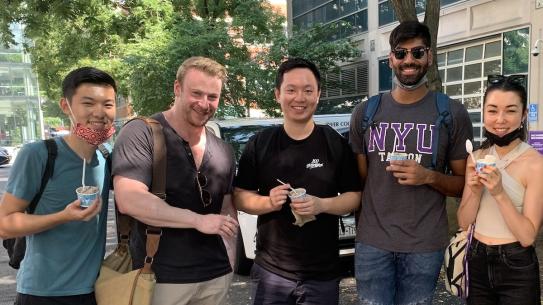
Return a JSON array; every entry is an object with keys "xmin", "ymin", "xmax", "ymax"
[{"xmin": 475, "ymin": 142, "xmax": 531, "ymax": 239}]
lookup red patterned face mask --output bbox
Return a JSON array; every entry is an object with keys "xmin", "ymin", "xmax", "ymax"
[
  {"xmin": 66, "ymin": 100, "xmax": 115, "ymax": 146},
  {"xmin": 73, "ymin": 124, "xmax": 115, "ymax": 146}
]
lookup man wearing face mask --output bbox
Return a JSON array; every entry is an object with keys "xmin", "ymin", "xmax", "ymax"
[
  {"xmin": 349, "ymin": 21, "xmax": 473, "ymax": 304},
  {"xmin": 0, "ymin": 67, "xmax": 116, "ymax": 305}
]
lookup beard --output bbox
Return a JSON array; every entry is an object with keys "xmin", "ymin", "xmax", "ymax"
[
  {"xmin": 393, "ymin": 62, "xmax": 429, "ymax": 86},
  {"xmin": 187, "ymin": 107, "xmax": 215, "ymax": 128}
]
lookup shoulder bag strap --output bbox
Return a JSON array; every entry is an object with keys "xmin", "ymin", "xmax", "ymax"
[{"xmin": 141, "ymin": 117, "xmax": 166, "ymax": 274}]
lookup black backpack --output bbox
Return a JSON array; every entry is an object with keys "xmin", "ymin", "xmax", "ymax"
[{"xmin": 2, "ymin": 140, "xmax": 111, "ymax": 269}]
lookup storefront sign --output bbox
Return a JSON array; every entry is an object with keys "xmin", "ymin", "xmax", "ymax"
[{"xmin": 528, "ymin": 131, "xmax": 543, "ymax": 154}]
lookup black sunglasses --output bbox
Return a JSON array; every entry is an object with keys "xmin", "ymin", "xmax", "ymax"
[
  {"xmin": 392, "ymin": 46, "xmax": 429, "ymax": 60},
  {"xmin": 196, "ymin": 172, "xmax": 212, "ymax": 208},
  {"xmin": 487, "ymin": 74, "xmax": 526, "ymax": 86}
]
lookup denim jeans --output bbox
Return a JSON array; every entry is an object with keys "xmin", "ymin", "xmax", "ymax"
[
  {"xmin": 355, "ymin": 242, "xmax": 444, "ymax": 305},
  {"xmin": 250, "ymin": 263, "xmax": 340, "ymax": 305},
  {"xmin": 467, "ymin": 239, "xmax": 540, "ymax": 305}
]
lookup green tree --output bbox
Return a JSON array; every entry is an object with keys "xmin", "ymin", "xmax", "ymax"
[{"xmin": 1, "ymin": 0, "xmax": 358, "ymax": 117}]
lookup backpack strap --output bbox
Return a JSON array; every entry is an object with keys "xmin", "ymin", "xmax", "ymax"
[
  {"xmin": 27, "ymin": 138, "xmax": 57, "ymax": 214},
  {"xmin": 118, "ymin": 116, "xmax": 166, "ymax": 274},
  {"xmin": 430, "ymin": 92, "xmax": 453, "ymax": 170},
  {"xmin": 97, "ymin": 144, "xmax": 112, "ymax": 190},
  {"xmin": 360, "ymin": 94, "xmax": 383, "ymax": 135}
]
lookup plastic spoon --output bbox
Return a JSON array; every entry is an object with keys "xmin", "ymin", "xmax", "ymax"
[
  {"xmin": 465, "ymin": 139, "xmax": 476, "ymax": 164},
  {"xmin": 276, "ymin": 179, "xmax": 298, "ymax": 195},
  {"xmin": 82, "ymin": 158, "xmax": 86, "ymax": 189}
]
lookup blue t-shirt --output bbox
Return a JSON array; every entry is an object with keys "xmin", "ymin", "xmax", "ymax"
[{"xmin": 6, "ymin": 137, "xmax": 110, "ymax": 296}]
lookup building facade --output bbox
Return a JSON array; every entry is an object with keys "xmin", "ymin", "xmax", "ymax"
[
  {"xmin": 288, "ymin": 0, "xmax": 543, "ymax": 143},
  {"xmin": 0, "ymin": 23, "xmax": 43, "ymax": 146}
]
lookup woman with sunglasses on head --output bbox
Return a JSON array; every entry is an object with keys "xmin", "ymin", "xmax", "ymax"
[{"xmin": 457, "ymin": 75, "xmax": 543, "ymax": 304}]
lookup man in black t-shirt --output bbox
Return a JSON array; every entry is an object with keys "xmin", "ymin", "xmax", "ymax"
[
  {"xmin": 233, "ymin": 58, "xmax": 361, "ymax": 305},
  {"xmin": 112, "ymin": 57, "xmax": 239, "ymax": 305}
]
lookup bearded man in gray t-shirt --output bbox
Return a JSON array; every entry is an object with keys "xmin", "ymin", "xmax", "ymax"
[{"xmin": 349, "ymin": 21, "xmax": 473, "ymax": 305}]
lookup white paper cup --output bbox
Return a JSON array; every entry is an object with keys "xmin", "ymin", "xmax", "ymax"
[
  {"xmin": 76, "ymin": 186, "xmax": 99, "ymax": 208},
  {"xmin": 389, "ymin": 152, "xmax": 408, "ymax": 161},
  {"xmin": 288, "ymin": 188, "xmax": 307, "ymax": 201},
  {"xmin": 475, "ymin": 160, "xmax": 496, "ymax": 173}
]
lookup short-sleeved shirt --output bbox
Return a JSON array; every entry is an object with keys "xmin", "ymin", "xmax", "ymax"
[
  {"xmin": 112, "ymin": 113, "xmax": 235, "ymax": 283},
  {"xmin": 6, "ymin": 137, "xmax": 110, "ymax": 296},
  {"xmin": 349, "ymin": 91, "xmax": 473, "ymax": 252},
  {"xmin": 234, "ymin": 125, "xmax": 360, "ymax": 280}
]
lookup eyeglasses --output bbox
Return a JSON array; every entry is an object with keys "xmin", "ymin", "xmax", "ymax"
[
  {"xmin": 487, "ymin": 74, "xmax": 526, "ymax": 86},
  {"xmin": 392, "ymin": 47, "xmax": 429, "ymax": 60},
  {"xmin": 196, "ymin": 172, "xmax": 212, "ymax": 208}
]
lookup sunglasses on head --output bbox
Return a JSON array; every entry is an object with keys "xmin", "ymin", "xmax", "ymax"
[
  {"xmin": 487, "ymin": 74, "xmax": 526, "ymax": 86},
  {"xmin": 196, "ymin": 172, "xmax": 212, "ymax": 208},
  {"xmin": 392, "ymin": 46, "xmax": 429, "ymax": 60}
]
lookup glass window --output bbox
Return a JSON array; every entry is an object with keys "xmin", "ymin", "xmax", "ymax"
[
  {"xmin": 446, "ymin": 67, "xmax": 462, "ymax": 82},
  {"xmin": 357, "ymin": 0, "xmax": 368, "ymax": 9},
  {"xmin": 483, "ymin": 60, "xmax": 501, "ymax": 77},
  {"xmin": 439, "ymin": 69, "xmax": 445, "ymax": 81},
  {"xmin": 469, "ymin": 111, "xmax": 481, "ymax": 124},
  {"xmin": 484, "ymin": 41, "xmax": 501, "ymax": 58},
  {"xmin": 341, "ymin": 0, "xmax": 358, "ymax": 16},
  {"xmin": 464, "ymin": 97, "xmax": 481, "ymax": 110},
  {"xmin": 441, "ymin": 0, "xmax": 462, "ymax": 6},
  {"xmin": 355, "ymin": 9, "xmax": 368, "ymax": 33},
  {"xmin": 378, "ymin": 1, "xmax": 396, "ymax": 26},
  {"xmin": 503, "ymin": 28, "xmax": 529, "ymax": 75},
  {"xmin": 325, "ymin": 2, "xmax": 340, "ymax": 22},
  {"xmin": 379, "ymin": 59, "xmax": 392, "ymax": 91},
  {"xmin": 447, "ymin": 49, "xmax": 464, "ymax": 65},
  {"xmin": 437, "ymin": 53, "xmax": 446, "ymax": 67},
  {"xmin": 464, "ymin": 81, "xmax": 482, "ymax": 95},
  {"xmin": 445, "ymin": 84, "xmax": 462, "ymax": 96},
  {"xmin": 416, "ymin": 0, "xmax": 426, "ymax": 14},
  {"xmin": 465, "ymin": 45, "xmax": 483, "ymax": 62},
  {"xmin": 0, "ymin": 52, "xmax": 23, "ymax": 63},
  {"xmin": 314, "ymin": 6, "xmax": 325, "ymax": 24},
  {"xmin": 464, "ymin": 63, "xmax": 481, "ymax": 80}
]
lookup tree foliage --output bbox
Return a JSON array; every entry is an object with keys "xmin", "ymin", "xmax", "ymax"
[
  {"xmin": 390, "ymin": 0, "xmax": 442, "ymax": 92},
  {"xmin": 0, "ymin": 0, "xmax": 358, "ymax": 118}
]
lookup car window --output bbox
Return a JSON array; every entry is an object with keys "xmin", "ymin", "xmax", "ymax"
[{"xmin": 221, "ymin": 124, "xmax": 278, "ymax": 162}]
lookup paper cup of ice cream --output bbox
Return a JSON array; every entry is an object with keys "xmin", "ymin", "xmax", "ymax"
[
  {"xmin": 389, "ymin": 152, "xmax": 408, "ymax": 161},
  {"xmin": 476, "ymin": 155, "xmax": 497, "ymax": 173},
  {"xmin": 76, "ymin": 186, "xmax": 99, "ymax": 208}
]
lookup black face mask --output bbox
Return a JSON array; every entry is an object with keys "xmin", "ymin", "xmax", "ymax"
[{"xmin": 483, "ymin": 127, "xmax": 523, "ymax": 147}]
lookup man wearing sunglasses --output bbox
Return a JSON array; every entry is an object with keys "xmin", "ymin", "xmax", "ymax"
[
  {"xmin": 112, "ymin": 57, "xmax": 239, "ymax": 305},
  {"xmin": 349, "ymin": 21, "xmax": 473, "ymax": 305}
]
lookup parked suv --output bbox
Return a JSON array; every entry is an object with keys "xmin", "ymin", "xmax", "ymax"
[{"xmin": 206, "ymin": 114, "xmax": 356, "ymax": 275}]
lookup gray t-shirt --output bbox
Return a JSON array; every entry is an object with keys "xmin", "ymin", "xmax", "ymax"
[{"xmin": 349, "ymin": 91, "xmax": 473, "ymax": 252}]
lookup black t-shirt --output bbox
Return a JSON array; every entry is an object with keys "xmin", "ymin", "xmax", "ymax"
[
  {"xmin": 112, "ymin": 113, "xmax": 235, "ymax": 283},
  {"xmin": 234, "ymin": 124, "xmax": 360, "ymax": 280}
]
